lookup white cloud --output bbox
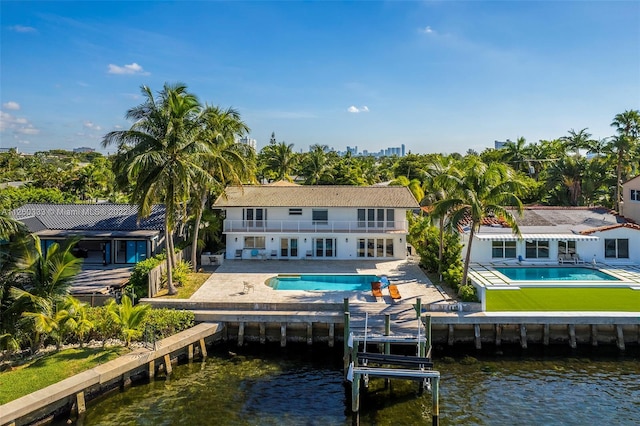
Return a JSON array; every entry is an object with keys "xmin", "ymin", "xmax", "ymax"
[
  {"xmin": 83, "ymin": 121, "xmax": 102, "ymax": 131},
  {"xmin": 2, "ymin": 101, "xmax": 20, "ymax": 110},
  {"xmin": 10, "ymin": 25, "xmax": 37, "ymax": 33},
  {"xmin": 0, "ymin": 110, "xmax": 39, "ymax": 135},
  {"xmin": 348, "ymin": 105, "xmax": 370, "ymax": 113},
  {"xmin": 419, "ymin": 26, "xmax": 435, "ymax": 34},
  {"xmin": 107, "ymin": 62, "xmax": 150, "ymax": 75}
]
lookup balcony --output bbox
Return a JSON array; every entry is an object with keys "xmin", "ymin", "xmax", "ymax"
[{"xmin": 223, "ymin": 219, "xmax": 408, "ymax": 234}]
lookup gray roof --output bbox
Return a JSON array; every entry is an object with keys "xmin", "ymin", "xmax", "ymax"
[
  {"xmin": 213, "ymin": 185, "xmax": 420, "ymax": 208},
  {"xmin": 11, "ymin": 204, "xmax": 165, "ymax": 232},
  {"xmin": 477, "ymin": 206, "xmax": 626, "ymax": 235}
]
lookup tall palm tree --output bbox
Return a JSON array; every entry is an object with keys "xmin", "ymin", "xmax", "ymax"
[
  {"xmin": 560, "ymin": 128, "xmax": 594, "ymax": 156},
  {"xmin": 263, "ymin": 141, "xmax": 297, "ymax": 181},
  {"xmin": 188, "ymin": 105, "xmax": 254, "ymax": 270},
  {"xmin": 301, "ymin": 144, "xmax": 333, "ymax": 185},
  {"xmin": 422, "ymin": 156, "xmax": 458, "ymax": 279},
  {"xmin": 610, "ymin": 109, "xmax": 640, "ymax": 211},
  {"xmin": 103, "ymin": 83, "xmax": 210, "ymax": 295},
  {"xmin": 500, "ymin": 137, "xmax": 529, "ymax": 173},
  {"xmin": 433, "ymin": 157, "xmax": 527, "ymax": 290}
]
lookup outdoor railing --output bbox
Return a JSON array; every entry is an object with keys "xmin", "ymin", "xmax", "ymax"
[{"xmin": 223, "ymin": 219, "xmax": 408, "ymax": 233}]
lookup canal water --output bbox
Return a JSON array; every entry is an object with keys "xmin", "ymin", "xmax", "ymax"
[{"xmin": 61, "ymin": 344, "xmax": 639, "ymax": 426}]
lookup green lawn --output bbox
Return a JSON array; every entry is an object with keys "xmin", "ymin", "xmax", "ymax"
[
  {"xmin": 486, "ymin": 286, "xmax": 640, "ymax": 311},
  {"xmin": 0, "ymin": 346, "xmax": 129, "ymax": 404},
  {"xmin": 155, "ymin": 272, "xmax": 210, "ymax": 299}
]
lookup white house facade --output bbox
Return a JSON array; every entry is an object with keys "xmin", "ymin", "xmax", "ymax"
[
  {"xmin": 212, "ymin": 183, "xmax": 419, "ymax": 260},
  {"xmin": 462, "ymin": 207, "xmax": 640, "ymax": 265}
]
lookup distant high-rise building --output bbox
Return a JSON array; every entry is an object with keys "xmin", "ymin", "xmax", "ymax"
[
  {"xmin": 237, "ymin": 136, "xmax": 257, "ymax": 150},
  {"xmin": 494, "ymin": 140, "xmax": 509, "ymax": 149}
]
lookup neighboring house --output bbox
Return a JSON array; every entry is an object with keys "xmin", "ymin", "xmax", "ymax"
[
  {"xmin": 11, "ymin": 203, "xmax": 165, "ymax": 265},
  {"xmin": 463, "ymin": 206, "xmax": 640, "ymax": 264},
  {"xmin": 619, "ymin": 174, "xmax": 640, "ymax": 224},
  {"xmin": 212, "ymin": 183, "xmax": 419, "ymax": 260}
]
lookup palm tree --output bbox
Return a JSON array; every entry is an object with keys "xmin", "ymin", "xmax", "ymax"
[
  {"xmin": 301, "ymin": 144, "xmax": 333, "ymax": 185},
  {"xmin": 610, "ymin": 109, "xmax": 640, "ymax": 211},
  {"xmin": 9, "ymin": 236, "xmax": 83, "ymax": 352},
  {"xmin": 500, "ymin": 137, "xmax": 529, "ymax": 173},
  {"xmin": 422, "ymin": 156, "xmax": 458, "ymax": 280},
  {"xmin": 103, "ymin": 83, "xmax": 209, "ymax": 295},
  {"xmin": 188, "ymin": 105, "xmax": 254, "ymax": 270},
  {"xmin": 262, "ymin": 141, "xmax": 297, "ymax": 181},
  {"xmin": 560, "ymin": 128, "xmax": 594, "ymax": 156},
  {"xmin": 0, "ymin": 211, "xmax": 24, "ymax": 240},
  {"xmin": 107, "ymin": 295, "xmax": 150, "ymax": 347},
  {"xmin": 433, "ymin": 157, "xmax": 527, "ymax": 291}
]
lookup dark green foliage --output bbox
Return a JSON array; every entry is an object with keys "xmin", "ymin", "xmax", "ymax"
[
  {"xmin": 139, "ymin": 309, "xmax": 195, "ymax": 340},
  {"xmin": 457, "ymin": 285, "xmax": 479, "ymax": 302},
  {"xmin": 409, "ymin": 220, "xmax": 463, "ymax": 288},
  {"xmin": 86, "ymin": 305, "xmax": 120, "ymax": 343},
  {"xmin": 127, "ymin": 255, "xmax": 164, "ymax": 300}
]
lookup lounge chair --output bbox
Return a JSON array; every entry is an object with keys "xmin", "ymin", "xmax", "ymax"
[
  {"xmin": 572, "ymin": 254, "xmax": 585, "ymax": 264},
  {"xmin": 242, "ymin": 281, "xmax": 254, "ymax": 293},
  {"xmin": 371, "ymin": 281, "xmax": 383, "ymax": 300},
  {"xmin": 388, "ymin": 284, "xmax": 401, "ymax": 300},
  {"xmin": 558, "ymin": 253, "xmax": 572, "ymax": 264}
]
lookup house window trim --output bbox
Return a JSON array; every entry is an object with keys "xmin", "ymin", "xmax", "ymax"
[
  {"xmin": 525, "ymin": 240, "xmax": 550, "ymax": 259},
  {"xmin": 492, "ymin": 240, "xmax": 516, "ymax": 259},
  {"xmin": 605, "ymin": 238, "xmax": 629, "ymax": 259},
  {"xmin": 630, "ymin": 189, "xmax": 640, "ymax": 202},
  {"xmin": 312, "ymin": 209, "xmax": 328, "ymax": 225}
]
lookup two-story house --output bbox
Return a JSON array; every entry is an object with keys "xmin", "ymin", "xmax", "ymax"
[{"xmin": 212, "ymin": 183, "xmax": 419, "ymax": 260}]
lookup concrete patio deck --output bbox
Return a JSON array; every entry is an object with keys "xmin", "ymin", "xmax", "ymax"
[{"xmin": 190, "ymin": 257, "xmax": 447, "ymax": 306}]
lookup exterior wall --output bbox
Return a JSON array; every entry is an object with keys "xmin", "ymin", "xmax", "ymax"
[
  {"xmin": 463, "ymin": 236, "xmax": 616, "ymax": 264},
  {"xmin": 222, "ymin": 206, "xmax": 409, "ymax": 260},
  {"xmin": 620, "ymin": 177, "xmax": 640, "ymax": 223},
  {"xmin": 589, "ymin": 228, "xmax": 640, "ymax": 264}
]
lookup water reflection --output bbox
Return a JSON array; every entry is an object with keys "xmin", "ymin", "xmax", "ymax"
[{"xmin": 57, "ymin": 344, "xmax": 640, "ymax": 426}]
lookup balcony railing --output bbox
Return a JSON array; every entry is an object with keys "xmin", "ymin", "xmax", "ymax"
[{"xmin": 223, "ymin": 219, "xmax": 408, "ymax": 234}]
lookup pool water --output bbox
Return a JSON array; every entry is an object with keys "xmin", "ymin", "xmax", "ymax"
[
  {"xmin": 267, "ymin": 274, "xmax": 380, "ymax": 291},
  {"xmin": 494, "ymin": 267, "xmax": 619, "ymax": 281}
]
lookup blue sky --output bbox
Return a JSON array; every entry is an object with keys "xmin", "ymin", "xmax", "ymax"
[{"xmin": 1, "ymin": 1, "xmax": 639, "ymax": 155}]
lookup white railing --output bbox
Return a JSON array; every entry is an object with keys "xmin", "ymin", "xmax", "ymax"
[{"xmin": 223, "ymin": 219, "xmax": 407, "ymax": 233}]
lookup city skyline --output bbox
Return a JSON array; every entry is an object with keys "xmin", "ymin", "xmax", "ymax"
[{"xmin": 1, "ymin": 2, "xmax": 638, "ymax": 155}]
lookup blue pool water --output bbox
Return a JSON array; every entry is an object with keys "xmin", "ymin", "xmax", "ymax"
[
  {"xmin": 267, "ymin": 274, "xmax": 380, "ymax": 291},
  {"xmin": 494, "ymin": 267, "xmax": 619, "ymax": 281}
]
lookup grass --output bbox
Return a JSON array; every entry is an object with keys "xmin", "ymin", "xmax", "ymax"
[
  {"xmin": 0, "ymin": 346, "xmax": 129, "ymax": 404},
  {"xmin": 486, "ymin": 287, "xmax": 640, "ymax": 311},
  {"xmin": 154, "ymin": 272, "xmax": 210, "ymax": 299}
]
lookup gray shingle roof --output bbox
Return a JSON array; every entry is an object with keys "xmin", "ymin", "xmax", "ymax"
[
  {"xmin": 11, "ymin": 204, "xmax": 165, "ymax": 232},
  {"xmin": 213, "ymin": 185, "xmax": 420, "ymax": 208}
]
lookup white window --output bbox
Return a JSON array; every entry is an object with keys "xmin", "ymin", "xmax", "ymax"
[
  {"xmin": 289, "ymin": 208, "xmax": 302, "ymax": 215},
  {"xmin": 492, "ymin": 241, "xmax": 516, "ymax": 258},
  {"xmin": 525, "ymin": 240, "xmax": 549, "ymax": 258},
  {"xmin": 357, "ymin": 238, "xmax": 395, "ymax": 258},
  {"xmin": 631, "ymin": 189, "xmax": 640, "ymax": 201}
]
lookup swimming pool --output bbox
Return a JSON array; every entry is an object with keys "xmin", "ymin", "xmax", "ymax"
[
  {"xmin": 494, "ymin": 266, "xmax": 619, "ymax": 281},
  {"xmin": 267, "ymin": 274, "xmax": 380, "ymax": 291}
]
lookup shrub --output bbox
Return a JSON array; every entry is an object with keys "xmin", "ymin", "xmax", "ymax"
[
  {"xmin": 139, "ymin": 309, "xmax": 195, "ymax": 340},
  {"xmin": 442, "ymin": 263, "xmax": 463, "ymax": 289},
  {"xmin": 127, "ymin": 256, "xmax": 164, "ymax": 301},
  {"xmin": 86, "ymin": 304, "xmax": 120, "ymax": 343},
  {"xmin": 457, "ymin": 284, "xmax": 479, "ymax": 302},
  {"xmin": 162, "ymin": 260, "xmax": 192, "ymax": 287}
]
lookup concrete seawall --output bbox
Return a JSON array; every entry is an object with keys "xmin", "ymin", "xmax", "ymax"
[{"xmin": 0, "ymin": 323, "xmax": 223, "ymax": 426}]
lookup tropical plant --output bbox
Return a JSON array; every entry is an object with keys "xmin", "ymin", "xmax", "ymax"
[
  {"xmin": 261, "ymin": 141, "xmax": 297, "ymax": 181},
  {"xmin": 188, "ymin": 105, "xmax": 254, "ymax": 270},
  {"xmin": 103, "ymin": 83, "xmax": 211, "ymax": 295},
  {"xmin": 432, "ymin": 157, "xmax": 528, "ymax": 292},
  {"xmin": 610, "ymin": 109, "xmax": 640, "ymax": 210},
  {"xmin": 107, "ymin": 295, "xmax": 151, "ymax": 346}
]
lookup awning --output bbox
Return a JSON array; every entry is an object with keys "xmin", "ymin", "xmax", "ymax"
[{"xmin": 474, "ymin": 233, "xmax": 599, "ymax": 241}]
